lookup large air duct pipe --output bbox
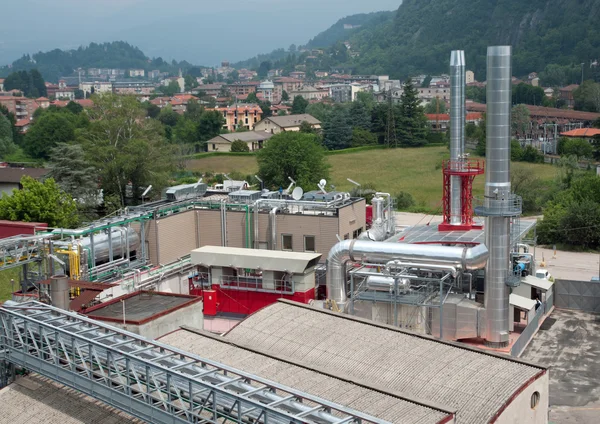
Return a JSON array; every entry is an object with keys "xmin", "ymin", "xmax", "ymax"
[
  {"xmin": 49, "ymin": 274, "xmax": 70, "ymax": 310},
  {"xmin": 269, "ymin": 207, "xmax": 279, "ymax": 249},
  {"xmin": 483, "ymin": 46, "xmax": 513, "ymax": 347},
  {"xmin": 326, "ymin": 240, "xmax": 489, "ymax": 310},
  {"xmin": 450, "ymin": 50, "xmax": 466, "ymax": 225}
]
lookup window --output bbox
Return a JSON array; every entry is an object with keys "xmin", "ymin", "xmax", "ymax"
[
  {"xmin": 304, "ymin": 236, "xmax": 315, "ymax": 252},
  {"xmin": 530, "ymin": 392, "xmax": 540, "ymax": 409},
  {"xmin": 282, "ymin": 234, "xmax": 293, "ymax": 250},
  {"xmin": 245, "ymin": 118, "xmax": 248, "ymax": 124},
  {"xmin": 212, "ymin": 144, "xmax": 216, "ymax": 150},
  {"xmin": 353, "ymin": 228, "xmax": 362, "ymax": 239},
  {"xmin": 343, "ymin": 233, "xmax": 349, "ymax": 240}
]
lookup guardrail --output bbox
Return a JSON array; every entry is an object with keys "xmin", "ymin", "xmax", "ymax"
[{"xmin": 220, "ymin": 276, "xmax": 294, "ymax": 294}]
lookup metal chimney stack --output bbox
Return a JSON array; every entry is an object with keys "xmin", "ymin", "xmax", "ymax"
[
  {"xmin": 481, "ymin": 46, "xmax": 520, "ymax": 347},
  {"xmin": 449, "ymin": 50, "xmax": 465, "ymax": 225}
]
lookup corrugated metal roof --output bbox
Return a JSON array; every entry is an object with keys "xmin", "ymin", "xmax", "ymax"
[
  {"xmin": 161, "ymin": 328, "xmax": 453, "ymax": 423},
  {"xmin": 522, "ymin": 275, "xmax": 554, "ymax": 291},
  {"xmin": 0, "ymin": 374, "xmax": 140, "ymax": 424},
  {"xmin": 191, "ymin": 245, "xmax": 322, "ymax": 273},
  {"xmin": 223, "ymin": 301, "xmax": 546, "ymax": 424}
]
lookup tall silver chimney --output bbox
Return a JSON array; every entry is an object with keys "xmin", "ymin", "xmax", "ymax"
[
  {"xmin": 449, "ymin": 50, "xmax": 465, "ymax": 225},
  {"xmin": 481, "ymin": 46, "xmax": 520, "ymax": 347}
]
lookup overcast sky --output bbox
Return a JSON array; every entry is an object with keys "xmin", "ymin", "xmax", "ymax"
[{"xmin": 0, "ymin": 0, "xmax": 401, "ymax": 66}]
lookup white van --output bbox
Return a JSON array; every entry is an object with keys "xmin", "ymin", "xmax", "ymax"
[{"xmin": 535, "ymin": 269, "xmax": 551, "ymax": 280}]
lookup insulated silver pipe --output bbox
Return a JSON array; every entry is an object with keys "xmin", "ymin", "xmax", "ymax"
[
  {"xmin": 326, "ymin": 240, "xmax": 489, "ymax": 309},
  {"xmin": 484, "ymin": 46, "xmax": 512, "ymax": 347},
  {"xmin": 269, "ymin": 207, "xmax": 279, "ymax": 249},
  {"xmin": 450, "ymin": 50, "xmax": 465, "ymax": 225}
]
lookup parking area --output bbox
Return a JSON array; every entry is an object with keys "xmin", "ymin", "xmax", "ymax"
[{"xmin": 522, "ymin": 308, "xmax": 600, "ymax": 423}]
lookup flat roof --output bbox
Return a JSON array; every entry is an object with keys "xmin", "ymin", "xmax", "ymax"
[
  {"xmin": 392, "ymin": 219, "xmax": 536, "ymax": 245},
  {"xmin": 522, "ymin": 275, "xmax": 554, "ymax": 291},
  {"xmin": 223, "ymin": 300, "xmax": 546, "ymax": 424},
  {"xmin": 161, "ymin": 328, "xmax": 454, "ymax": 423},
  {"xmin": 0, "ymin": 374, "xmax": 140, "ymax": 424},
  {"xmin": 84, "ymin": 291, "xmax": 201, "ymax": 324},
  {"xmin": 510, "ymin": 293, "xmax": 536, "ymax": 311},
  {"xmin": 191, "ymin": 246, "xmax": 322, "ymax": 273}
]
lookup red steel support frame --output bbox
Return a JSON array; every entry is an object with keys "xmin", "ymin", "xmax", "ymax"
[{"xmin": 439, "ymin": 159, "xmax": 485, "ymax": 232}]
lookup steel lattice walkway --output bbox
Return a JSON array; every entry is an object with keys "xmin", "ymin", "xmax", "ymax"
[{"xmin": 0, "ymin": 301, "xmax": 387, "ymax": 424}]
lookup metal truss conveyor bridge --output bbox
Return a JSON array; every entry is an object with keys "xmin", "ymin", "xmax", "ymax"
[{"xmin": 0, "ymin": 301, "xmax": 386, "ymax": 424}]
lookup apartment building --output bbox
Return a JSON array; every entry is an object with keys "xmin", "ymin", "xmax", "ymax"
[{"xmin": 210, "ymin": 104, "xmax": 263, "ymax": 131}]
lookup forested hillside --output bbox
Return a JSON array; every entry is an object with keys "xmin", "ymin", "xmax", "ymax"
[
  {"xmin": 306, "ymin": 12, "xmax": 394, "ymax": 49},
  {"xmin": 237, "ymin": 0, "xmax": 600, "ymax": 82},
  {"xmin": 0, "ymin": 41, "xmax": 193, "ymax": 82}
]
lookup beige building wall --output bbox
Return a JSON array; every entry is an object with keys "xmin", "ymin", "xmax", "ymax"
[
  {"xmin": 196, "ymin": 210, "xmax": 222, "ymax": 247},
  {"xmin": 338, "ymin": 199, "xmax": 366, "ymax": 239},
  {"xmin": 155, "ymin": 211, "xmax": 197, "ymax": 265},
  {"xmin": 466, "ymin": 70, "xmax": 475, "ymax": 84},
  {"xmin": 495, "ymin": 373, "xmax": 549, "ymax": 424}
]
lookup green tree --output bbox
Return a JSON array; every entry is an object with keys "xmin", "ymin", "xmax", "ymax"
[
  {"xmin": 173, "ymin": 118, "xmax": 198, "ymax": 144},
  {"xmin": 0, "ymin": 176, "xmax": 78, "ymax": 228},
  {"xmin": 291, "ymin": 95, "xmax": 309, "ymax": 114},
  {"xmin": 257, "ymin": 132, "xmax": 330, "ymax": 190},
  {"xmin": 184, "ymin": 99, "xmax": 204, "ymax": 121},
  {"xmin": 65, "ymin": 101, "xmax": 84, "ymax": 115},
  {"xmin": 511, "ymin": 104, "xmax": 530, "ymax": 138},
  {"xmin": 257, "ymin": 61, "xmax": 272, "ymax": 79},
  {"xmin": 423, "ymin": 98, "xmax": 446, "ymax": 114},
  {"xmin": 161, "ymin": 80, "xmax": 181, "ymax": 96},
  {"xmin": 349, "ymin": 100, "xmax": 371, "ymax": 131},
  {"xmin": 521, "ymin": 145, "xmax": 544, "ymax": 163},
  {"xmin": 351, "ymin": 127, "xmax": 377, "ymax": 147},
  {"xmin": 184, "ymin": 75, "xmax": 199, "ymax": 91},
  {"xmin": 197, "ymin": 110, "xmax": 225, "ymax": 141},
  {"xmin": 47, "ymin": 143, "xmax": 98, "ymax": 207},
  {"xmin": 158, "ymin": 105, "xmax": 180, "ymax": 127},
  {"xmin": 78, "ymin": 93, "xmax": 174, "ymax": 206},
  {"xmin": 397, "ymin": 78, "xmax": 428, "ymax": 147},
  {"xmin": 143, "ymin": 101, "xmax": 161, "ymax": 118},
  {"xmin": 246, "ymin": 92, "xmax": 259, "ymax": 103},
  {"xmin": 561, "ymin": 138, "xmax": 593, "ymax": 158},
  {"xmin": 573, "ymin": 80, "xmax": 600, "ymax": 112},
  {"xmin": 299, "ymin": 121, "xmax": 316, "ymax": 134},
  {"xmin": 511, "ymin": 140, "xmax": 523, "ymax": 161},
  {"xmin": 230, "ymin": 140, "xmax": 250, "ymax": 152},
  {"xmin": 3, "ymin": 70, "xmax": 47, "ymax": 98},
  {"xmin": 282, "ymin": 90, "xmax": 290, "ymax": 101},
  {"xmin": 323, "ymin": 105, "xmax": 352, "ymax": 150},
  {"xmin": 23, "ymin": 112, "xmax": 76, "ymax": 159},
  {"xmin": 306, "ymin": 102, "xmax": 333, "ymax": 122},
  {"xmin": 0, "ymin": 114, "xmax": 16, "ymax": 158},
  {"xmin": 512, "ymin": 83, "xmax": 545, "ymax": 106}
]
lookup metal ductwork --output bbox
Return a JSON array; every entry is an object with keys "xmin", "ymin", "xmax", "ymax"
[
  {"xmin": 481, "ymin": 46, "xmax": 516, "ymax": 347},
  {"xmin": 326, "ymin": 240, "xmax": 489, "ymax": 310},
  {"xmin": 359, "ymin": 196, "xmax": 387, "ymax": 241},
  {"xmin": 269, "ymin": 207, "xmax": 279, "ymax": 249},
  {"xmin": 450, "ymin": 50, "xmax": 466, "ymax": 225},
  {"xmin": 49, "ymin": 274, "xmax": 70, "ymax": 310}
]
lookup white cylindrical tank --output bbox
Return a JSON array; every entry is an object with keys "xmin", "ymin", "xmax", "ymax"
[{"xmin": 50, "ymin": 275, "xmax": 70, "ymax": 310}]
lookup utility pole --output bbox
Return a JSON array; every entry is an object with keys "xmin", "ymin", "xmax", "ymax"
[{"xmin": 581, "ymin": 62, "xmax": 585, "ymax": 85}]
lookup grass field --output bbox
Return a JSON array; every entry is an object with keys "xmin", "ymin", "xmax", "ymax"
[
  {"xmin": 0, "ymin": 268, "xmax": 21, "ymax": 302},
  {"xmin": 186, "ymin": 146, "xmax": 559, "ymax": 211}
]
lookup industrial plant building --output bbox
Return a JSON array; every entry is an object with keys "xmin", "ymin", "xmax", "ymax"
[{"xmin": 0, "ymin": 46, "xmax": 553, "ymax": 423}]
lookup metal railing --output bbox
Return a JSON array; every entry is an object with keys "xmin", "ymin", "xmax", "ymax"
[
  {"xmin": 474, "ymin": 194, "xmax": 523, "ymax": 217},
  {"xmin": 0, "ymin": 301, "xmax": 387, "ymax": 424},
  {"xmin": 510, "ymin": 305, "xmax": 544, "ymax": 357},
  {"xmin": 220, "ymin": 275, "xmax": 294, "ymax": 294}
]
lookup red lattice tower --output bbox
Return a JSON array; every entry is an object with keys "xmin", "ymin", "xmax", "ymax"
[{"xmin": 438, "ymin": 158, "xmax": 485, "ymax": 232}]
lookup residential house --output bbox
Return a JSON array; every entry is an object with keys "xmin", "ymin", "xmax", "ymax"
[
  {"xmin": 315, "ymin": 71, "xmax": 329, "ymax": 78},
  {"xmin": 14, "ymin": 119, "xmax": 31, "ymax": 133},
  {"xmin": 330, "ymin": 84, "xmax": 352, "ymax": 103},
  {"xmin": 267, "ymin": 69, "xmax": 282, "ymax": 79},
  {"xmin": 418, "ymin": 82, "xmax": 450, "ymax": 102},
  {"xmin": 238, "ymin": 69, "xmax": 257, "ymax": 80},
  {"xmin": 210, "ymin": 104, "xmax": 263, "ymax": 131},
  {"xmin": 0, "ymin": 78, "xmax": 4, "ymax": 91},
  {"xmin": 274, "ymin": 77, "xmax": 303, "ymax": 95},
  {"xmin": 466, "ymin": 71, "xmax": 475, "ymax": 84},
  {"xmin": 148, "ymin": 70, "xmax": 161, "ymax": 80},
  {"xmin": 289, "ymin": 71, "xmax": 306, "ymax": 80},
  {"xmin": 113, "ymin": 81, "xmax": 156, "ymax": 95},
  {"xmin": 228, "ymin": 81, "xmax": 260, "ymax": 98},
  {"xmin": 289, "ymin": 85, "xmax": 327, "ymax": 101},
  {"xmin": 560, "ymin": 128, "xmax": 600, "ymax": 138},
  {"xmin": 129, "ymin": 69, "xmax": 145, "ymax": 77},
  {"xmin": 270, "ymin": 104, "xmax": 291, "ymax": 115},
  {"xmin": 206, "ymin": 131, "xmax": 273, "ymax": 152},
  {"xmin": 161, "ymin": 76, "xmax": 185, "ymax": 93},
  {"xmin": 0, "ymin": 167, "xmax": 49, "ymax": 195},
  {"xmin": 36, "ymin": 97, "xmax": 50, "ymax": 108},
  {"xmin": 559, "ymin": 84, "xmax": 579, "ymax": 108},
  {"xmin": 195, "ymin": 83, "xmax": 224, "ymax": 98},
  {"xmin": 254, "ymin": 113, "xmax": 321, "ymax": 134},
  {"xmin": 426, "ymin": 112, "xmax": 483, "ymax": 132},
  {"xmin": 0, "ymin": 97, "xmax": 40, "ymax": 122},
  {"xmin": 80, "ymin": 81, "xmax": 113, "ymax": 97}
]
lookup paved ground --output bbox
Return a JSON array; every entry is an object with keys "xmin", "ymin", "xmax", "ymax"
[
  {"xmin": 532, "ymin": 247, "xmax": 600, "ymax": 282},
  {"xmin": 522, "ymin": 309, "xmax": 600, "ymax": 423}
]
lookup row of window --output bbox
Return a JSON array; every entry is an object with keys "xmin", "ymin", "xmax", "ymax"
[
  {"xmin": 281, "ymin": 229, "xmax": 362, "ymax": 252},
  {"xmin": 282, "ymin": 234, "xmax": 315, "ymax": 252}
]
